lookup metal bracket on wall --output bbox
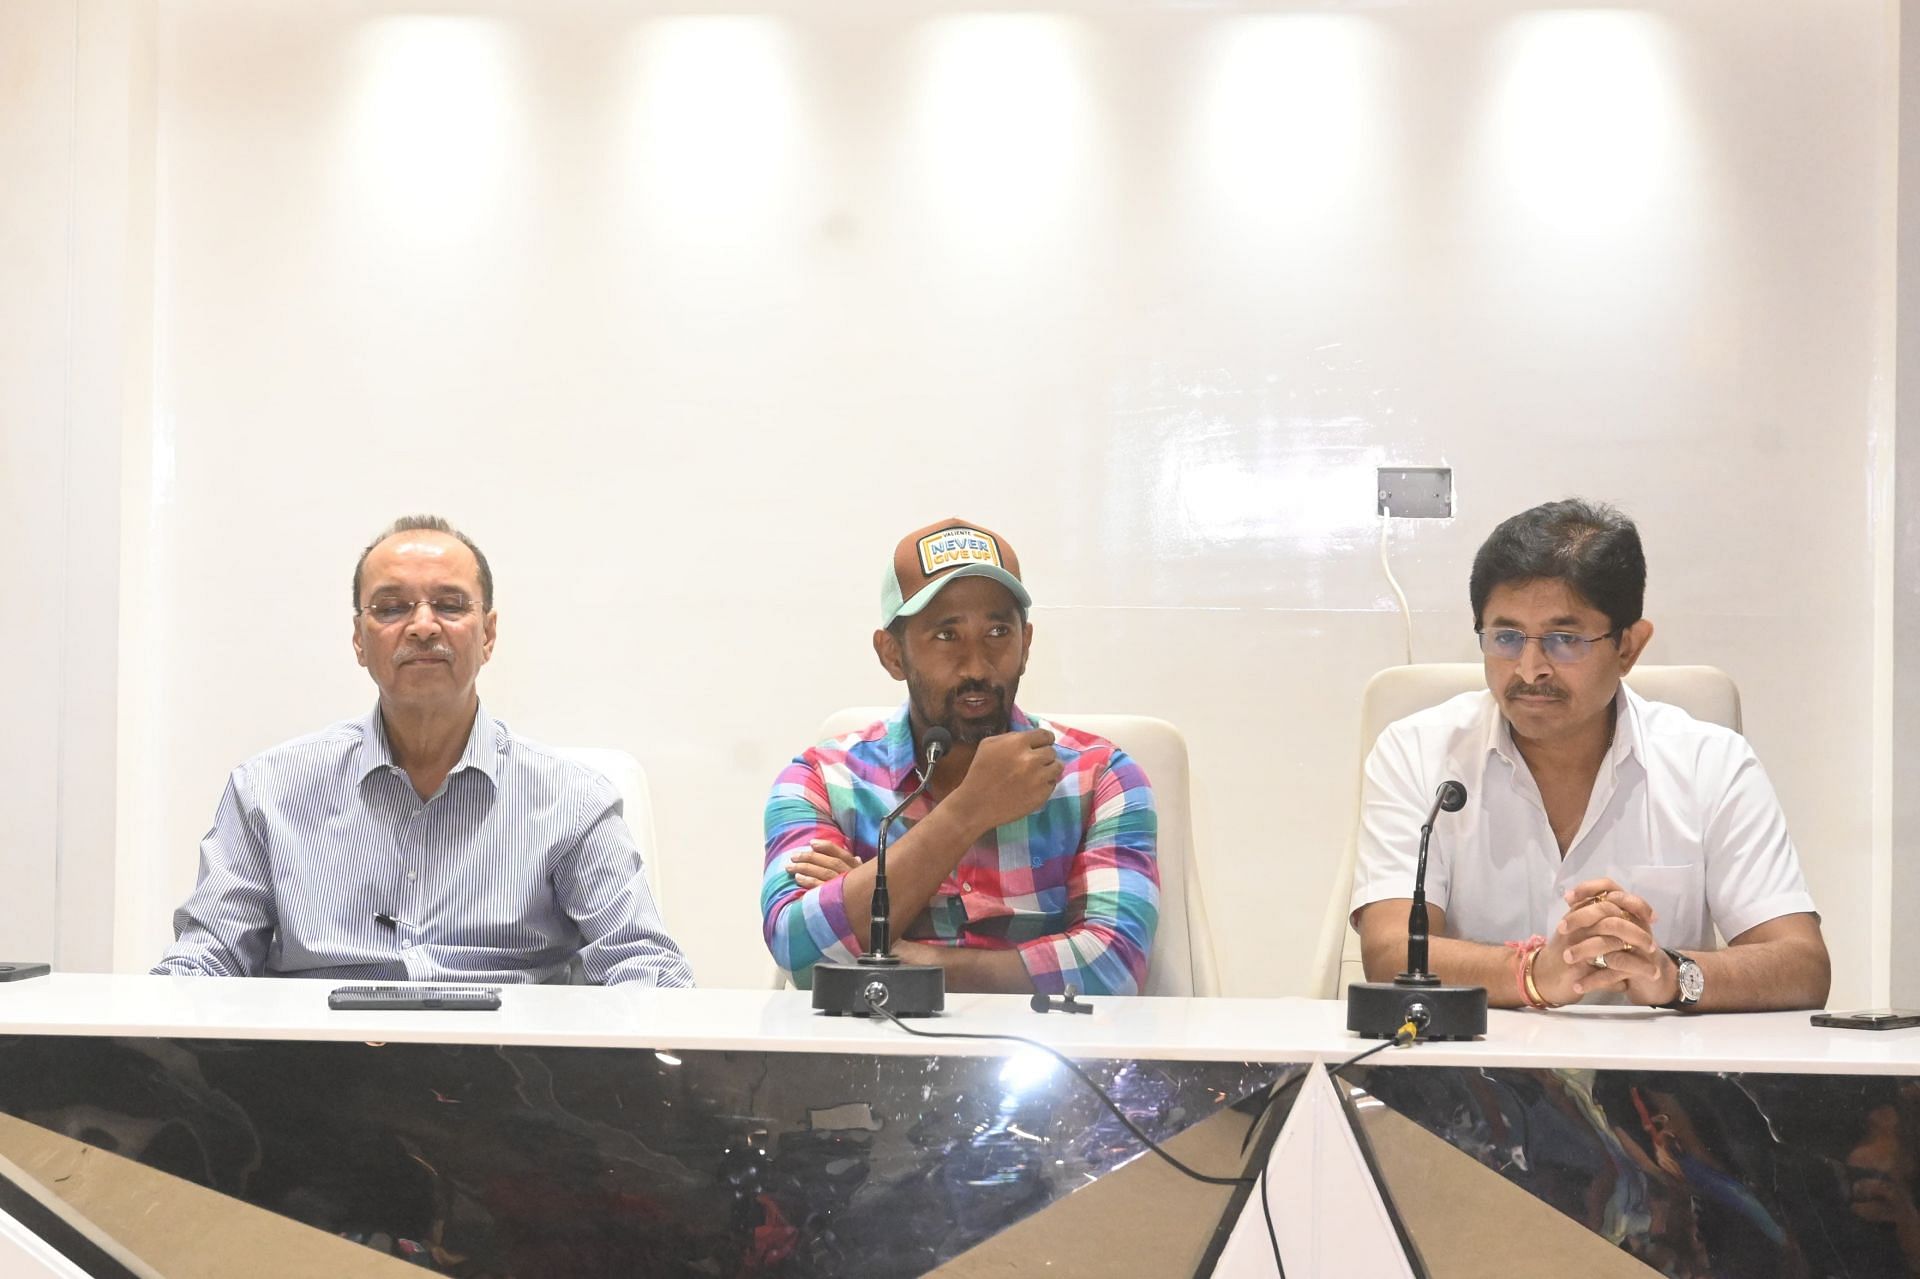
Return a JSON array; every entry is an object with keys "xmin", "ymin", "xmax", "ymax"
[{"xmin": 1376, "ymin": 468, "xmax": 1452, "ymax": 519}]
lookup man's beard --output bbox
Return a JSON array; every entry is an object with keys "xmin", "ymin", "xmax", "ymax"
[{"xmin": 908, "ymin": 674, "xmax": 1019, "ymax": 744}]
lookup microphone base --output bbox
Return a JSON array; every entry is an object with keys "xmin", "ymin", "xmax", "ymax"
[
  {"xmin": 812, "ymin": 958, "xmax": 946, "ymax": 1018},
  {"xmin": 1347, "ymin": 980, "xmax": 1488, "ymax": 1041}
]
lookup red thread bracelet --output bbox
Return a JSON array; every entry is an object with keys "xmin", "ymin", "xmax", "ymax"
[{"xmin": 1505, "ymin": 934, "xmax": 1547, "ymax": 1008}]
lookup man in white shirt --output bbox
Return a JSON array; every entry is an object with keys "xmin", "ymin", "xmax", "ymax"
[{"xmin": 1351, "ymin": 499, "xmax": 1829, "ymax": 1012}]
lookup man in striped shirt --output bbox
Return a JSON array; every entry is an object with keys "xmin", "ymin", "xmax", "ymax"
[
  {"xmin": 761, "ymin": 519, "xmax": 1159, "ymax": 996},
  {"xmin": 153, "ymin": 515, "xmax": 692, "ymax": 987}
]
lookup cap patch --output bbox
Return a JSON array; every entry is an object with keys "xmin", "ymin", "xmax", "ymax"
[{"xmin": 918, "ymin": 527, "xmax": 1002, "ymax": 577}]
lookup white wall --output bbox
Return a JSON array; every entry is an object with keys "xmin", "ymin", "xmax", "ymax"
[
  {"xmin": 0, "ymin": 0, "xmax": 75, "ymax": 966},
  {"xmin": 1, "ymin": 0, "xmax": 152, "ymax": 971},
  {"xmin": 1894, "ymin": 0, "xmax": 1920, "ymax": 1009},
  {"xmin": 14, "ymin": 0, "xmax": 1892, "ymax": 1000}
]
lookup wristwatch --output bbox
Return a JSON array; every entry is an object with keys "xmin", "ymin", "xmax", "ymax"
[{"xmin": 1659, "ymin": 948, "xmax": 1703, "ymax": 1009}]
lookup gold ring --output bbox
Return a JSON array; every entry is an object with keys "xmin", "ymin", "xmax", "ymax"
[{"xmin": 1589, "ymin": 954, "xmax": 1610, "ymax": 970}]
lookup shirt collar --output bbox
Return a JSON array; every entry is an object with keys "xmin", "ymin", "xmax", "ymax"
[
  {"xmin": 1481, "ymin": 692, "xmax": 1513, "ymax": 765},
  {"xmin": 355, "ymin": 701, "xmax": 503, "ymax": 787},
  {"xmin": 1484, "ymin": 685, "xmax": 1641, "ymax": 769},
  {"xmin": 879, "ymin": 702, "xmax": 1036, "ymax": 791},
  {"xmin": 1611, "ymin": 683, "xmax": 1647, "ymax": 767}
]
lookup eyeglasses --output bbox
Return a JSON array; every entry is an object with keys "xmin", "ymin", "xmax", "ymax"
[
  {"xmin": 356, "ymin": 597, "xmax": 479, "ymax": 626},
  {"xmin": 1476, "ymin": 628, "xmax": 1620, "ymax": 664}
]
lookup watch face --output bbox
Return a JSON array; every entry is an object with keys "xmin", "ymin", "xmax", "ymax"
[{"xmin": 1677, "ymin": 959, "xmax": 1705, "ymax": 1003}]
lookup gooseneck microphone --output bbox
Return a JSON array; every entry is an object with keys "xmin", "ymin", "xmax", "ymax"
[
  {"xmin": 1347, "ymin": 779, "xmax": 1488, "ymax": 1041},
  {"xmin": 869, "ymin": 726, "xmax": 951, "ymax": 960},
  {"xmin": 812, "ymin": 726, "xmax": 953, "ymax": 1017},
  {"xmin": 1403, "ymin": 780, "xmax": 1467, "ymax": 982}
]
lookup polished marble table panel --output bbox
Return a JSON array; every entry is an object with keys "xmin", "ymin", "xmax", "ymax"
[
  {"xmin": 0, "ymin": 1035, "xmax": 1289, "ymax": 1275},
  {"xmin": 1346, "ymin": 1061, "xmax": 1920, "ymax": 1278},
  {"xmin": 0, "ymin": 979, "xmax": 1311, "ymax": 1276}
]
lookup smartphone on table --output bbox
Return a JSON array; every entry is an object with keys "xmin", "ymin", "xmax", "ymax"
[
  {"xmin": 328, "ymin": 985, "xmax": 502, "ymax": 1011},
  {"xmin": 1810, "ymin": 1009, "xmax": 1920, "ymax": 1031}
]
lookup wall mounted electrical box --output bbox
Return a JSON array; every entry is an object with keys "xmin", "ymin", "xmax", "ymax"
[{"xmin": 1376, "ymin": 467, "xmax": 1452, "ymax": 518}]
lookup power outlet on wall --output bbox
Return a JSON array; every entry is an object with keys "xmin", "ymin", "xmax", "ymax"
[{"xmin": 1376, "ymin": 467, "xmax": 1452, "ymax": 518}]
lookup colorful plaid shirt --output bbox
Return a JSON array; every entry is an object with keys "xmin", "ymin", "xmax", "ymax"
[{"xmin": 761, "ymin": 705, "xmax": 1159, "ymax": 995}]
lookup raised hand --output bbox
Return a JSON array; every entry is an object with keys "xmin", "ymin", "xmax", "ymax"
[{"xmin": 948, "ymin": 728, "xmax": 1063, "ymax": 834}]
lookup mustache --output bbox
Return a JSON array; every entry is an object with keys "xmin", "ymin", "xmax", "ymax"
[
  {"xmin": 946, "ymin": 680, "xmax": 1006, "ymax": 708},
  {"xmin": 395, "ymin": 643, "xmax": 454, "ymax": 666},
  {"xmin": 1504, "ymin": 679, "xmax": 1566, "ymax": 700},
  {"xmin": 915, "ymin": 678, "xmax": 1015, "ymax": 746}
]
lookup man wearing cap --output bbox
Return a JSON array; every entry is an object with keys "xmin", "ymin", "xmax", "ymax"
[{"xmin": 761, "ymin": 519, "xmax": 1160, "ymax": 996}]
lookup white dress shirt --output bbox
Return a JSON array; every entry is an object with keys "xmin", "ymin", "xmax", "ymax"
[{"xmin": 1350, "ymin": 685, "xmax": 1817, "ymax": 951}]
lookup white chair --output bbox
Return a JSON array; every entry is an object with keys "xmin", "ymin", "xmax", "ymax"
[
  {"xmin": 1309, "ymin": 664, "xmax": 1743, "ymax": 998},
  {"xmin": 777, "ymin": 708, "xmax": 1221, "ymax": 996},
  {"xmin": 550, "ymin": 747, "xmax": 663, "ymax": 915}
]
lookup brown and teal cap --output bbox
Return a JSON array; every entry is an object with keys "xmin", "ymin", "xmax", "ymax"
[{"xmin": 880, "ymin": 518, "xmax": 1031, "ymax": 627}]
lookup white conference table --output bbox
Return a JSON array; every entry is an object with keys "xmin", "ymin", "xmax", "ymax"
[
  {"xmin": 4, "ymin": 976, "xmax": 1920, "ymax": 1278},
  {"xmin": 0, "ymin": 973, "xmax": 1915, "ymax": 1076}
]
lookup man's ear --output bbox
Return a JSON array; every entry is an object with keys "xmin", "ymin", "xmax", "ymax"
[
  {"xmin": 352, "ymin": 618, "xmax": 368, "ymax": 668},
  {"xmin": 873, "ymin": 627, "xmax": 908, "ymax": 681},
  {"xmin": 481, "ymin": 609, "xmax": 498, "ymax": 664},
  {"xmin": 1617, "ymin": 618, "xmax": 1655, "ymax": 674},
  {"xmin": 1018, "ymin": 619, "xmax": 1034, "ymax": 676}
]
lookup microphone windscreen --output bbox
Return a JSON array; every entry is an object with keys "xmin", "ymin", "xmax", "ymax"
[
  {"xmin": 1029, "ymin": 992, "xmax": 1050, "ymax": 1013},
  {"xmin": 1438, "ymin": 780, "xmax": 1468, "ymax": 812},
  {"xmin": 922, "ymin": 726, "xmax": 954, "ymax": 761}
]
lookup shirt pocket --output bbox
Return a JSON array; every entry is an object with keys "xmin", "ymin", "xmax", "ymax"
[{"xmin": 1624, "ymin": 863, "xmax": 1708, "ymax": 950}]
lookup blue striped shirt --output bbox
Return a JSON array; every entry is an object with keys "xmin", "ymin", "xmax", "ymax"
[{"xmin": 153, "ymin": 703, "xmax": 693, "ymax": 987}]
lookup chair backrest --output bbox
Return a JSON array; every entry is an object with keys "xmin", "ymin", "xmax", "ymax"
[
  {"xmin": 1309, "ymin": 664, "xmax": 1742, "ymax": 997},
  {"xmin": 550, "ymin": 747, "xmax": 663, "ymax": 914},
  {"xmin": 791, "ymin": 708, "xmax": 1220, "ymax": 996}
]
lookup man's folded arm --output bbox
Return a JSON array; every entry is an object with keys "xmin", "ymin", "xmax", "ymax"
[
  {"xmin": 151, "ymin": 771, "xmax": 275, "ymax": 978},
  {"xmin": 761, "ymin": 759, "xmax": 864, "ymax": 975},
  {"xmin": 1016, "ymin": 756, "xmax": 1158, "ymax": 997},
  {"xmin": 559, "ymin": 783, "xmax": 694, "ymax": 988}
]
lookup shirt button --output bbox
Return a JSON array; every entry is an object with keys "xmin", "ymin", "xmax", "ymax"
[
  {"xmin": 406, "ymin": 871, "xmax": 416, "ymax": 882},
  {"xmin": 961, "ymin": 882, "xmax": 973, "ymax": 893},
  {"xmin": 401, "ymin": 939, "xmax": 413, "ymax": 949}
]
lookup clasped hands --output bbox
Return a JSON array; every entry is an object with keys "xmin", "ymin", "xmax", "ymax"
[{"xmin": 1534, "ymin": 876, "xmax": 1681, "ymax": 1008}]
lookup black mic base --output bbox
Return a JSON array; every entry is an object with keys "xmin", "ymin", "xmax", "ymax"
[
  {"xmin": 1347, "ymin": 979, "xmax": 1488, "ymax": 1041},
  {"xmin": 812, "ymin": 958, "xmax": 946, "ymax": 1017}
]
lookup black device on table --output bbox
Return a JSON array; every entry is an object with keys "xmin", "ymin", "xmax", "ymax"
[
  {"xmin": 0, "ymin": 963, "xmax": 51, "ymax": 982},
  {"xmin": 1811, "ymin": 1009, "xmax": 1920, "ymax": 1030},
  {"xmin": 328, "ymin": 985, "xmax": 502, "ymax": 1011},
  {"xmin": 1030, "ymin": 988, "xmax": 1093, "ymax": 1015}
]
